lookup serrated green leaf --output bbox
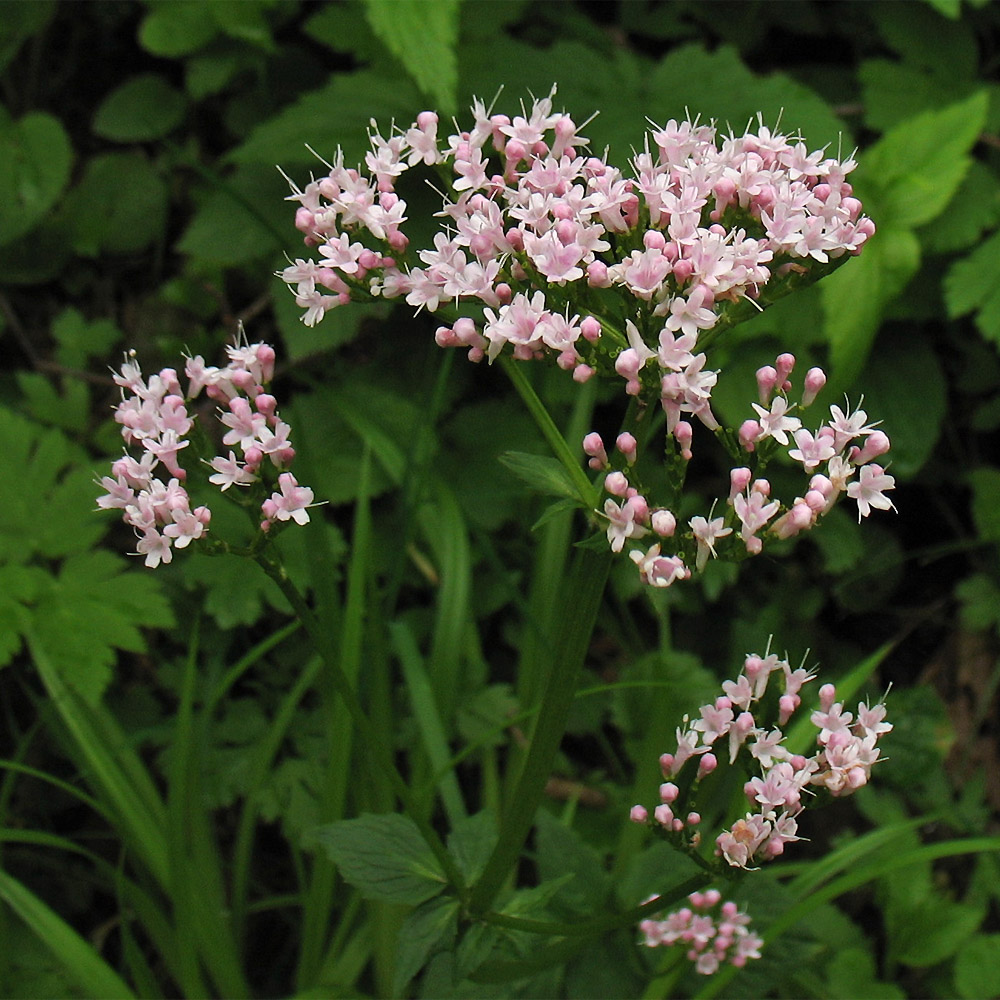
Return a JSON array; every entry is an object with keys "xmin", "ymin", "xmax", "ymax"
[
  {"xmin": 0, "ymin": 564, "xmax": 47, "ymax": 667},
  {"xmin": 944, "ymin": 229, "xmax": 1000, "ymax": 342},
  {"xmin": 228, "ymin": 69, "xmax": 423, "ymax": 169},
  {"xmin": 66, "ymin": 152, "xmax": 167, "ymax": 256},
  {"xmin": 362, "ymin": 0, "xmax": 460, "ymax": 113},
  {"xmin": 859, "ymin": 59, "xmax": 980, "ymax": 134},
  {"xmin": 0, "ymin": 112, "xmax": 73, "ymax": 248},
  {"xmin": 314, "ymin": 813, "xmax": 447, "ymax": 904},
  {"xmin": 862, "ymin": 91, "xmax": 988, "ymax": 229},
  {"xmin": 93, "ymin": 74, "xmax": 186, "ymax": 142},
  {"xmin": 918, "ymin": 161, "xmax": 1000, "ymax": 256},
  {"xmin": 968, "ymin": 468, "xmax": 1000, "ymax": 543},
  {"xmin": 447, "ymin": 811, "xmax": 498, "ymax": 885},
  {"xmin": 50, "ymin": 308, "xmax": 122, "ymax": 369},
  {"xmin": 822, "ymin": 228, "xmax": 920, "ymax": 387},
  {"xmin": 16, "ymin": 372, "xmax": 90, "ymax": 435},
  {"xmin": 852, "ymin": 333, "xmax": 947, "ymax": 479},
  {"xmin": 892, "ymin": 898, "xmax": 985, "ymax": 967},
  {"xmin": 498, "ymin": 450, "xmax": 585, "ymax": 503},
  {"xmin": 138, "ymin": 1, "xmax": 218, "ymax": 57},
  {"xmin": 392, "ymin": 896, "xmax": 459, "ymax": 997},
  {"xmin": 955, "ymin": 934, "xmax": 1000, "ymax": 1000},
  {"xmin": 534, "ymin": 809, "xmax": 611, "ymax": 913},
  {"xmin": 175, "ymin": 164, "xmax": 286, "ymax": 267},
  {"xmin": 30, "ymin": 550, "xmax": 174, "ymax": 704}
]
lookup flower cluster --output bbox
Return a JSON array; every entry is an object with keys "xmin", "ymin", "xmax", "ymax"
[
  {"xmin": 629, "ymin": 645, "xmax": 891, "ymax": 870},
  {"xmin": 587, "ymin": 355, "xmax": 895, "ymax": 585},
  {"xmin": 281, "ymin": 90, "xmax": 873, "ymax": 384},
  {"xmin": 97, "ymin": 338, "xmax": 315, "ymax": 567},
  {"xmin": 639, "ymin": 889, "xmax": 762, "ymax": 975}
]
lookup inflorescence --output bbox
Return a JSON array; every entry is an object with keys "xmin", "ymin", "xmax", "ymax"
[
  {"xmin": 97, "ymin": 337, "xmax": 315, "ymax": 567},
  {"xmin": 279, "ymin": 88, "xmax": 893, "ymax": 587},
  {"xmin": 629, "ymin": 645, "xmax": 892, "ymax": 870}
]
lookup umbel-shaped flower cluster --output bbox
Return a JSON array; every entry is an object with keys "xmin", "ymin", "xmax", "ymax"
[
  {"xmin": 629, "ymin": 646, "xmax": 891, "ymax": 870},
  {"xmin": 586, "ymin": 359, "xmax": 894, "ymax": 586},
  {"xmin": 97, "ymin": 338, "xmax": 315, "ymax": 567},
  {"xmin": 280, "ymin": 89, "xmax": 892, "ymax": 586},
  {"xmin": 640, "ymin": 889, "xmax": 762, "ymax": 975}
]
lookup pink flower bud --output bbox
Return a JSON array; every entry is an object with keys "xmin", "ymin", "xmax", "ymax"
[
  {"xmin": 616, "ymin": 432, "xmax": 638, "ymax": 464},
  {"xmin": 739, "ymin": 420, "xmax": 761, "ymax": 452},
  {"xmin": 775, "ymin": 353, "xmax": 795, "ymax": 383},
  {"xmin": 756, "ymin": 365, "xmax": 778, "ymax": 403},
  {"xmin": 686, "ymin": 811, "xmax": 701, "ymax": 826},
  {"xmin": 802, "ymin": 367, "xmax": 827, "ymax": 407},
  {"xmin": 659, "ymin": 782, "xmax": 679, "ymax": 803},
  {"xmin": 851, "ymin": 430, "xmax": 891, "ymax": 465},
  {"xmin": 629, "ymin": 804, "xmax": 649, "ymax": 823},
  {"xmin": 580, "ymin": 316, "xmax": 602, "ymax": 342},
  {"xmin": 586, "ymin": 261, "xmax": 611, "ymax": 287},
  {"xmin": 674, "ymin": 421, "xmax": 693, "ymax": 460},
  {"xmin": 659, "ymin": 753, "xmax": 674, "ymax": 776},
  {"xmin": 819, "ymin": 683, "xmax": 837, "ymax": 711},
  {"xmin": 605, "ymin": 471, "xmax": 629, "ymax": 496},
  {"xmin": 778, "ymin": 693, "xmax": 798, "ymax": 725},
  {"xmin": 643, "ymin": 229, "xmax": 667, "ymax": 251},
  {"xmin": 654, "ymin": 804, "xmax": 674, "ymax": 826},
  {"xmin": 583, "ymin": 432, "xmax": 607, "ymax": 466},
  {"xmin": 698, "ymin": 753, "xmax": 717, "ymax": 778},
  {"xmin": 651, "ymin": 509, "xmax": 677, "ymax": 537},
  {"xmin": 572, "ymin": 364, "xmax": 594, "ymax": 383}
]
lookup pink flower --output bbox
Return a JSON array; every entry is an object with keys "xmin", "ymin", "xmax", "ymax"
[{"xmin": 847, "ymin": 463, "xmax": 896, "ymax": 520}]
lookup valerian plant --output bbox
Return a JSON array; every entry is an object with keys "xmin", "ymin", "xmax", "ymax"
[{"xmin": 99, "ymin": 90, "xmax": 902, "ymax": 986}]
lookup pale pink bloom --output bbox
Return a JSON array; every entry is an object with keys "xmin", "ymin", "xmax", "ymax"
[
  {"xmin": 208, "ymin": 452, "xmax": 256, "ymax": 490},
  {"xmin": 265, "ymin": 473, "xmax": 315, "ymax": 525},
  {"xmin": 629, "ymin": 545, "xmax": 689, "ymax": 588},
  {"xmin": 847, "ymin": 463, "xmax": 896, "ymax": 520},
  {"xmin": 751, "ymin": 396, "xmax": 801, "ymax": 446},
  {"xmin": 690, "ymin": 514, "xmax": 732, "ymax": 571}
]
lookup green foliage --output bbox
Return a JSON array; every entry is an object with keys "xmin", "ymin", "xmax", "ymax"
[
  {"xmin": 3, "ymin": 1, "xmax": 1000, "ymax": 996},
  {"xmin": 314, "ymin": 813, "xmax": 449, "ymax": 905},
  {"xmin": 0, "ymin": 112, "xmax": 72, "ymax": 248}
]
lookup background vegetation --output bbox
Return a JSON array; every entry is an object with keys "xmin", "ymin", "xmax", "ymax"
[{"xmin": 1, "ymin": 0, "xmax": 999, "ymax": 996}]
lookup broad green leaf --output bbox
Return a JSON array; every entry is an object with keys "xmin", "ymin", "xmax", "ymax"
[
  {"xmin": 228, "ymin": 69, "xmax": 423, "ymax": 169},
  {"xmin": 944, "ymin": 228, "xmax": 1000, "ymax": 346},
  {"xmin": 0, "ymin": 112, "xmax": 73, "ymax": 248},
  {"xmin": 955, "ymin": 934, "xmax": 1000, "ymax": 1000},
  {"xmin": 0, "ymin": 565, "xmax": 47, "ymax": 667},
  {"xmin": 918, "ymin": 161, "xmax": 1000, "ymax": 256},
  {"xmin": 825, "ymin": 946, "xmax": 905, "ymax": 999},
  {"xmin": 362, "ymin": 0, "xmax": 460, "ymax": 114},
  {"xmin": 822, "ymin": 227, "xmax": 921, "ymax": 387},
  {"xmin": 15, "ymin": 372, "xmax": 90, "ymax": 434},
  {"xmin": 93, "ymin": 74, "xmax": 185, "ymax": 142},
  {"xmin": 175, "ymin": 164, "xmax": 287, "ymax": 267},
  {"xmin": 138, "ymin": 1, "xmax": 218, "ymax": 56},
  {"xmin": 892, "ymin": 898, "xmax": 985, "ymax": 967},
  {"xmin": 209, "ymin": 0, "xmax": 277, "ymax": 50},
  {"xmin": 968, "ymin": 467, "xmax": 1000, "ymax": 543},
  {"xmin": 861, "ymin": 91, "xmax": 988, "ymax": 230},
  {"xmin": 50, "ymin": 307, "xmax": 122, "ymax": 369},
  {"xmin": 314, "ymin": 813, "xmax": 447, "ymax": 904},
  {"xmin": 65, "ymin": 152, "xmax": 167, "ymax": 256},
  {"xmin": 852, "ymin": 333, "xmax": 947, "ymax": 479},
  {"xmin": 392, "ymin": 896, "xmax": 459, "ymax": 997},
  {"xmin": 534, "ymin": 809, "xmax": 611, "ymax": 913},
  {"xmin": 859, "ymin": 59, "xmax": 980, "ymax": 133},
  {"xmin": 447, "ymin": 811, "xmax": 498, "ymax": 885},
  {"xmin": 498, "ymin": 450, "xmax": 586, "ymax": 504},
  {"xmin": 919, "ymin": 0, "xmax": 961, "ymax": 20}
]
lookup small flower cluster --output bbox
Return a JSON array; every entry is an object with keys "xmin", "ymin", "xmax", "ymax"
[
  {"xmin": 639, "ymin": 889, "xmax": 762, "ymax": 975},
  {"xmin": 97, "ymin": 339, "xmax": 315, "ymax": 567},
  {"xmin": 588, "ymin": 354, "xmax": 895, "ymax": 585},
  {"xmin": 629, "ymin": 646, "xmax": 891, "ymax": 870},
  {"xmin": 280, "ymin": 89, "xmax": 873, "ymax": 386}
]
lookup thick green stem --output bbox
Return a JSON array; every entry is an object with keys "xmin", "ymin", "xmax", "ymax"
[
  {"xmin": 257, "ymin": 552, "xmax": 468, "ymax": 901},
  {"xmin": 468, "ymin": 544, "xmax": 611, "ymax": 915}
]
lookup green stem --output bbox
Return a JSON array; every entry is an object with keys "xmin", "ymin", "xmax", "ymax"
[
  {"xmin": 468, "ymin": 544, "xmax": 611, "ymax": 915},
  {"xmin": 500, "ymin": 357, "xmax": 599, "ymax": 508},
  {"xmin": 481, "ymin": 873, "xmax": 708, "ymax": 937},
  {"xmin": 256, "ymin": 550, "xmax": 468, "ymax": 901}
]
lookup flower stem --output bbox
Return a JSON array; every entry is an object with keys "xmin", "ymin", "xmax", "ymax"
[
  {"xmin": 468, "ymin": 542, "xmax": 611, "ymax": 915},
  {"xmin": 500, "ymin": 357, "xmax": 599, "ymax": 509}
]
